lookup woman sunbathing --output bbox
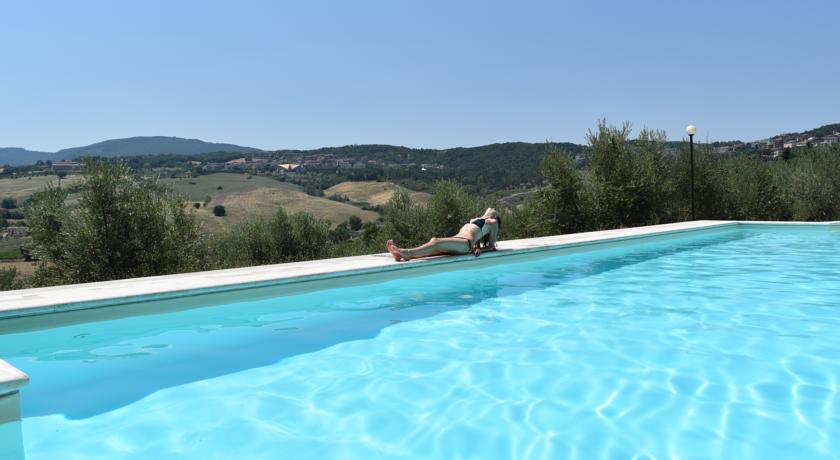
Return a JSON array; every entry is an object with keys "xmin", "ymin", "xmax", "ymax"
[{"xmin": 386, "ymin": 208, "xmax": 501, "ymax": 261}]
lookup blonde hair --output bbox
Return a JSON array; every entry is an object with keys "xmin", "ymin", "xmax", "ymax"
[{"xmin": 482, "ymin": 208, "xmax": 499, "ymax": 219}]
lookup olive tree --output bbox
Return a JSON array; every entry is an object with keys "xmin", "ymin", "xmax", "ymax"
[{"xmin": 25, "ymin": 160, "xmax": 206, "ymax": 285}]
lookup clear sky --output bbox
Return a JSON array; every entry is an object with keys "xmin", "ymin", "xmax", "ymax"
[{"xmin": 1, "ymin": 0, "xmax": 838, "ymax": 152}]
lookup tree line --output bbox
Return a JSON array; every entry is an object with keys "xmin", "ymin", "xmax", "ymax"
[{"xmin": 2, "ymin": 120, "xmax": 839, "ymax": 290}]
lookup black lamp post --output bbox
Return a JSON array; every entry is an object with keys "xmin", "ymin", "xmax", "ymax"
[{"xmin": 686, "ymin": 124, "xmax": 696, "ymax": 221}]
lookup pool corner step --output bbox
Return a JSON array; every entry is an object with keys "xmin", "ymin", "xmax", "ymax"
[{"xmin": 0, "ymin": 359, "xmax": 28, "ymax": 424}]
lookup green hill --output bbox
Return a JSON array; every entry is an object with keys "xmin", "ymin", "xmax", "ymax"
[
  {"xmin": 56, "ymin": 136, "xmax": 262, "ymax": 159},
  {"xmin": 0, "ymin": 137, "xmax": 262, "ymax": 166},
  {"xmin": 0, "ymin": 148, "xmax": 55, "ymax": 166}
]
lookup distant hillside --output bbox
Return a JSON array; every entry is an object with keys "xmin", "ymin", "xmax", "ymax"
[
  {"xmin": 0, "ymin": 148, "xmax": 55, "ymax": 166},
  {"xmin": 782, "ymin": 123, "xmax": 840, "ymax": 139},
  {"xmin": 55, "ymin": 136, "xmax": 262, "ymax": 159},
  {"xmin": 2, "ymin": 121, "xmax": 836, "ymax": 168},
  {"xmin": 0, "ymin": 136, "xmax": 262, "ymax": 166},
  {"xmin": 281, "ymin": 142, "xmax": 586, "ymax": 194}
]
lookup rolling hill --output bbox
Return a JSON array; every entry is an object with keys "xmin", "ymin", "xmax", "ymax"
[
  {"xmin": 160, "ymin": 173, "xmax": 379, "ymax": 233},
  {"xmin": 55, "ymin": 136, "xmax": 261, "ymax": 159},
  {"xmin": 325, "ymin": 181, "xmax": 431, "ymax": 206},
  {"xmin": 0, "ymin": 137, "xmax": 262, "ymax": 166},
  {"xmin": 0, "ymin": 148, "xmax": 56, "ymax": 167}
]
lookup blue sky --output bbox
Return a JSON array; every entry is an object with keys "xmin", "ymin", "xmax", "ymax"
[{"xmin": 1, "ymin": 0, "xmax": 838, "ymax": 151}]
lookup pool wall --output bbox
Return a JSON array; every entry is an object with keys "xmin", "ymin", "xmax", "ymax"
[{"xmin": 0, "ymin": 219, "xmax": 837, "ymax": 425}]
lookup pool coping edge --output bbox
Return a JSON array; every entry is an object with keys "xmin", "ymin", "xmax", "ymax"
[
  {"xmin": 2, "ymin": 220, "xmax": 838, "ymax": 320},
  {"xmin": 0, "ymin": 220, "xmax": 735, "ymax": 318}
]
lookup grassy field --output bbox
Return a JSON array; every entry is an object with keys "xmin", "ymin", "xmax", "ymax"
[
  {"xmin": 0, "ymin": 174, "xmax": 81, "ymax": 201},
  {"xmin": 160, "ymin": 173, "xmax": 299, "ymax": 201},
  {"xmin": 0, "ymin": 174, "xmax": 420, "ymax": 253},
  {"xmin": 162, "ymin": 173, "xmax": 380, "ymax": 232},
  {"xmin": 325, "ymin": 181, "xmax": 431, "ymax": 207},
  {"xmin": 0, "ymin": 260, "xmax": 37, "ymax": 276}
]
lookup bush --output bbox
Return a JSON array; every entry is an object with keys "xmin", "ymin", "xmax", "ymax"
[
  {"xmin": 425, "ymin": 181, "xmax": 480, "ymax": 237},
  {"xmin": 193, "ymin": 202, "xmax": 201, "ymax": 209},
  {"xmin": 0, "ymin": 267, "xmax": 21, "ymax": 291},
  {"xmin": 0, "ymin": 209, "xmax": 24, "ymax": 220},
  {"xmin": 211, "ymin": 208, "xmax": 330, "ymax": 267},
  {"xmin": 25, "ymin": 160, "xmax": 206, "ymax": 285},
  {"xmin": 330, "ymin": 222, "xmax": 351, "ymax": 243},
  {"xmin": 382, "ymin": 190, "xmax": 428, "ymax": 247},
  {"xmin": 524, "ymin": 144, "xmax": 589, "ymax": 236},
  {"xmin": 1, "ymin": 197, "xmax": 17, "ymax": 209},
  {"xmin": 789, "ymin": 149, "xmax": 840, "ymax": 221},
  {"xmin": 380, "ymin": 181, "xmax": 486, "ymax": 248},
  {"xmin": 348, "ymin": 215, "xmax": 363, "ymax": 231},
  {"xmin": 213, "ymin": 205, "xmax": 226, "ymax": 217},
  {"xmin": 303, "ymin": 185, "xmax": 324, "ymax": 197}
]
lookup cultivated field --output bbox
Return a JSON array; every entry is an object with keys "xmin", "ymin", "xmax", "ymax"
[
  {"xmin": 161, "ymin": 173, "xmax": 380, "ymax": 232},
  {"xmin": 325, "ymin": 181, "xmax": 431, "ymax": 207}
]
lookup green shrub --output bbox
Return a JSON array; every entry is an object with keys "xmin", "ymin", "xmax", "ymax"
[
  {"xmin": 25, "ymin": 160, "xmax": 206, "ymax": 285},
  {"xmin": 211, "ymin": 207, "xmax": 330, "ymax": 268},
  {"xmin": 0, "ymin": 267, "xmax": 21, "ymax": 290},
  {"xmin": 524, "ymin": 144, "xmax": 589, "ymax": 236},
  {"xmin": 348, "ymin": 215, "xmax": 363, "ymax": 231}
]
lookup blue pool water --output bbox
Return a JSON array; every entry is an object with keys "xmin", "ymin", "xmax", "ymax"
[{"xmin": 1, "ymin": 226, "xmax": 840, "ymax": 459}]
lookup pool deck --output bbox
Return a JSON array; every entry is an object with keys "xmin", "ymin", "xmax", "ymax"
[{"xmin": 0, "ymin": 219, "xmax": 838, "ymax": 424}]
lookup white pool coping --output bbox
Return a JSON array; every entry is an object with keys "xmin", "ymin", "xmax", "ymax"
[
  {"xmin": 3, "ymin": 219, "xmax": 839, "ymax": 319},
  {"xmin": 0, "ymin": 220, "xmax": 733, "ymax": 318},
  {"xmin": 0, "ymin": 219, "xmax": 837, "ymax": 419}
]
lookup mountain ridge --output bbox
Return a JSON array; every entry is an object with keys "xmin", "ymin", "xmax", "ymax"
[
  {"xmin": 0, "ymin": 136, "xmax": 262, "ymax": 166},
  {"xmin": 2, "ymin": 122, "xmax": 837, "ymax": 167}
]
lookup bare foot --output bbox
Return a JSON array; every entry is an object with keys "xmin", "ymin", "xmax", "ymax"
[{"xmin": 386, "ymin": 240, "xmax": 405, "ymax": 261}]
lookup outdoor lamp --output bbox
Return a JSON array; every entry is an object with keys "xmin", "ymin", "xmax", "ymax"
[{"xmin": 686, "ymin": 124, "xmax": 696, "ymax": 221}]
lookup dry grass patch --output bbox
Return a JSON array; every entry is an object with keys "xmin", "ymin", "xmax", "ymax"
[
  {"xmin": 191, "ymin": 188, "xmax": 379, "ymax": 233},
  {"xmin": 0, "ymin": 175, "xmax": 81, "ymax": 200},
  {"xmin": 325, "ymin": 181, "xmax": 430, "ymax": 207}
]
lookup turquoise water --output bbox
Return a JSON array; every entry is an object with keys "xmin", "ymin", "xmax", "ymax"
[{"xmin": 2, "ymin": 226, "xmax": 840, "ymax": 459}]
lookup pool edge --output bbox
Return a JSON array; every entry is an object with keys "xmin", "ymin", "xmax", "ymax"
[
  {"xmin": 3, "ymin": 220, "xmax": 839, "ymax": 321},
  {"xmin": 0, "ymin": 220, "xmax": 734, "ymax": 318}
]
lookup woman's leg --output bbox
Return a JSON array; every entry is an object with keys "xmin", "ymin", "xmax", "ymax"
[{"xmin": 387, "ymin": 237, "xmax": 470, "ymax": 261}]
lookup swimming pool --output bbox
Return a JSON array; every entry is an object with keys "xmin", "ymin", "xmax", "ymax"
[{"xmin": 1, "ymin": 224, "xmax": 839, "ymax": 459}]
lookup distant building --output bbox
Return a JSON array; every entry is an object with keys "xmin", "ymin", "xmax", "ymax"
[
  {"xmin": 225, "ymin": 158, "xmax": 247, "ymax": 169},
  {"xmin": 250, "ymin": 152, "xmax": 272, "ymax": 161},
  {"xmin": 277, "ymin": 163, "xmax": 301, "ymax": 172},
  {"xmin": 51, "ymin": 161, "xmax": 83, "ymax": 172},
  {"xmin": 203, "ymin": 162, "xmax": 226, "ymax": 171}
]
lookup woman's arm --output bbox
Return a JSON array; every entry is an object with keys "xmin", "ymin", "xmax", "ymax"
[
  {"xmin": 484, "ymin": 220, "xmax": 499, "ymax": 251},
  {"xmin": 474, "ymin": 221, "xmax": 499, "ymax": 256}
]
